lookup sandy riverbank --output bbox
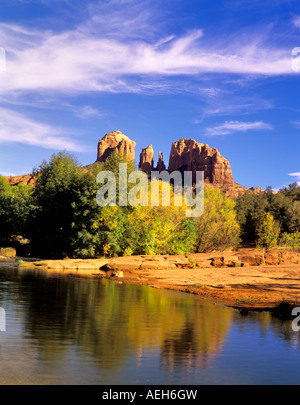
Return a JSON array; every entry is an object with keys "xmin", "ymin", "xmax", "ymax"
[{"xmin": 11, "ymin": 247, "xmax": 300, "ymax": 313}]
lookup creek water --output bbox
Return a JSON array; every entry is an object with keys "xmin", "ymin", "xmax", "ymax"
[{"xmin": 0, "ymin": 263, "xmax": 299, "ymax": 385}]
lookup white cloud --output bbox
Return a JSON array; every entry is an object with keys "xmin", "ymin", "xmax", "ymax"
[
  {"xmin": 0, "ymin": 16, "xmax": 295, "ymax": 98},
  {"xmin": 0, "ymin": 107, "xmax": 87, "ymax": 151},
  {"xmin": 288, "ymin": 172, "xmax": 300, "ymax": 186},
  {"xmin": 205, "ymin": 120, "xmax": 272, "ymax": 136}
]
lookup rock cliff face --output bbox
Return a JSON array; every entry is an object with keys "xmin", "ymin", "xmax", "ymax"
[
  {"xmin": 139, "ymin": 145, "xmax": 154, "ymax": 172},
  {"xmin": 3, "ymin": 174, "xmax": 37, "ymax": 187},
  {"xmin": 139, "ymin": 146, "xmax": 166, "ymax": 173},
  {"xmin": 156, "ymin": 152, "xmax": 166, "ymax": 172},
  {"xmin": 97, "ymin": 130, "xmax": 136, "ymax": 162},
  {"xmin": 166, "ymin": 138, "xmax": 246, "ymax": 196},
  {"xmin": 168, "ymin": 138, "xmax": 232, "ymax": 184}
]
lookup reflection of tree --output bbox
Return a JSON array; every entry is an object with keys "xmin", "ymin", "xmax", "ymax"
[
  {"xmin": 160, "ymin": 304, "xmax": 233, "ymax": 371},
  {"xmin": 231, "ymin": 310, "xmax": 300, "ymax": 348},
  {"xmin": 0, "ymin": 266, "xmax": 235, "ymax": 374},
  {"xmin": 2, "ymin": 263, "xmax": 300, "ymax": 383},
  {"xmin": 252, "ymin": 311, "xmax": 300, "ymax": 348}
]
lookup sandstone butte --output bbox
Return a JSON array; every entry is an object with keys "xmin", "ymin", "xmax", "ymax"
[
  {"xmin": 96, "ymin": 130, "xmax": 136, "ymax": 163},
  {"xmin": 4, "ymin": 130, "xmax": 256, "ymax": 198}
]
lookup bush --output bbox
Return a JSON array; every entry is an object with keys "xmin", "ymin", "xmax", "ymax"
[
  {"xmin": 279, "ymin": 232, "xmax": 300, "ymax": 250},
  {"xmin": 257, "ymin": 213, "xmax": 280, "ymax": 251}
]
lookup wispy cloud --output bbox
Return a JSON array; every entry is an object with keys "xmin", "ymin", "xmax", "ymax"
[
  {"xmin": 0, "ymin": 12, "xmax": 295, "ymax": 99},
  {"xmin": 194, "ymin": 95, "xmax": 274, "ymax": 123},
  {"xmin": 293, "ymin": 16, "xmax": 300, "ymax": 28},
  {"xmin": 0, "ymin": 107, "xmax": 87, "ymax": 151},
  {"xmin": 205, "ymin": 120, "xmax": 273, "ymax": 136},
  {"xmin": 291, "ymin": 120, "xmax": 300, "ymax": 128},
  {"xmin": 0, "ymin": 170, "xmax": 18, "ymax": 177},
  {"xmin": 288, "ymin": 172, "xmax": 300, "ymax": 186},
  {"xmin": 74, "ymin": 105, "xmax": 106, "ymax": 119}
]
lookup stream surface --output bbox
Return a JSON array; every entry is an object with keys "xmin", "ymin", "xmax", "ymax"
[{"xmin": 0, "ymin": 264, "xmax": 299, "ymax": 385}]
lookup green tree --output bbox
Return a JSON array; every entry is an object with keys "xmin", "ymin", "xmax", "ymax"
[
  {"xmin": 28, "ymin": 152, "xmax": 100, "ymax": 258},
  {"xmin": 195, "ymin": 186, "xmax": 240, "ymax": 253},
  {"xmin": 279, "ymin": 182, "xmax": 300, "ymax": 202},
  {"xmin": 279, "ymin": 232, "xmax": 300, "ymax": 250},
  {"xmin": 266, "ymin": 187, "xmax": 300, "ymax": 233},
  {"xmin": 257, "ymin": 212, "xmax": 280, "ymax": 250},
  {"xmin": 234, "ymin": 191, "xmax": 268, "ymax": 244},
  {"xmin": 0, "ymin": 176, "xmax": 33, "ymax": 247}
]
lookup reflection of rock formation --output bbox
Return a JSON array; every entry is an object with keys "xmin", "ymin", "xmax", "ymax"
[{"xmin": 97, "ymin": 130, "xmax": 136, "ymax": 163}]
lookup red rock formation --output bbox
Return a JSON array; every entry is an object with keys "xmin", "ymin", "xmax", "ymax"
[
  {"xmin": 3, "ymin": 174, "xmax": 37, "ymax": 187},
  {"xmin": 156, "ymin": 152, "xmax": 166, "ymax": 172},
  {"xmin": 97, "ymin": 130, "xmax": 136, "ymax": 162},
  {"xmin": 139, "ymin": 146, "xmax": 167, "ymax": 173},
  {"xmin": 139, "ymin": 145, "xmax": 154, "ymax": 172},
  {"xmin": 167, "ymin": 138, "xmax": 246, "ymax": 197}
]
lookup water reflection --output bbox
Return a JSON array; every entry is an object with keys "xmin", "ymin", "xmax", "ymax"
[{"xmin": 0, "ymin": 264, "xmax": 299, "ymax": 384}]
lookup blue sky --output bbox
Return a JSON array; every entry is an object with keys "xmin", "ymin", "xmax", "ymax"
[{"xmin": 0, "ymin": 0, "xmax": 299, "ymax": 190}]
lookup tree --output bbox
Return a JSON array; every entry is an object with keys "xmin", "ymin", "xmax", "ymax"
[
  {"xmin": 234, "ymin": 191, "xmax": 269, "ymax": 244},
  {"xmin": 0, "ymin": 176, "xmax": 33, "ymax": 247},
  {"xmin": 96, "ymin": 174, "xmax": 199, "ymax": 256},
  {"xmin": 97, "ymin": 178, "xmax": 197, "ymax": 256},
  {"xmin": 257, "ymin": 212, "xmax": 280, "ymax": 251},
  {"xmin": 279, "ymin": 182, "xmax": 300, "ymax": 202},
  {"xmin": 27, "ymin": 152, "xmax": 100, "ymax": 258},
  {"xmin": 194, "ymin": 186, "xmax": 240, "ymax": 252},
  {"xmin": 266, "ymin": 187, "xmax": 300, "ymax": 233}
]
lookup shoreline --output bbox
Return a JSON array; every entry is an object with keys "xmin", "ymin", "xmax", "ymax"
[{"xmin": 5, "ymin": 247, "xmax": 300, "ymax": 315}]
